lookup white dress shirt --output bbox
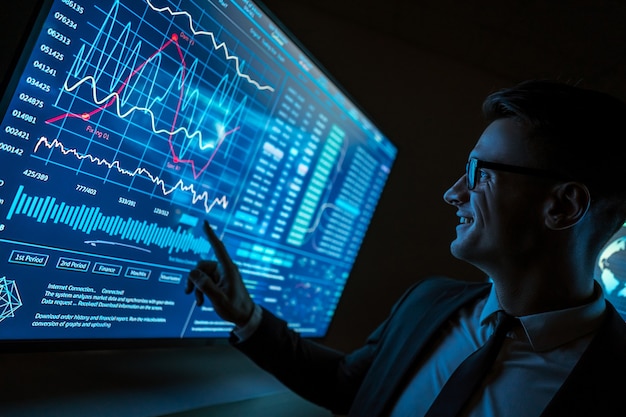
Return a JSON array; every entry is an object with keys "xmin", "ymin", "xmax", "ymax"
[{"xmin": 389, "ymin": 281, "xmax": 606, "ymax": 417}]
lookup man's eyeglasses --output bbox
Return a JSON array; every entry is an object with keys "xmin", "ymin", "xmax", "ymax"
[{"xmin": 465, "ymin": 157, "xmax": 568, "ymax": 190}]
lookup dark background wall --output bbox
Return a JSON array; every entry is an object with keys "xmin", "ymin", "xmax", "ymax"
[{"xmin": 1, "ymin": 0, "xmax": 626, "ymax": 415}]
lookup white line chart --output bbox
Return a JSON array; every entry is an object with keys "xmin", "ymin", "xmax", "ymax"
[
  {"xmin": 38, "ymin": 0, "xmax": 276, "ymax": 214},
  {"xmin": 145, "ymin": 0, "xmax": 275, "ymax": 92},
  {"xmin": 34, "ymin": 136, "xmax": 230, "ymax": 213}
]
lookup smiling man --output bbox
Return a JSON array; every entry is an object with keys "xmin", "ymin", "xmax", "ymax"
[{"xmin": 187, "ymin": 80, "xmax": 626, "ymax": 417}]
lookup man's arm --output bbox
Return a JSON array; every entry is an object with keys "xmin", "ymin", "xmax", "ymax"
[{"xmin": 185, "ymin": 220, "xmax": 373, "ymax": 413}]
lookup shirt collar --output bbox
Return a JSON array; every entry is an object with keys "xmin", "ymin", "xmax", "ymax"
[{"xmin": 480, "ymin": 280, "xmax": 606, "ymax": 351}]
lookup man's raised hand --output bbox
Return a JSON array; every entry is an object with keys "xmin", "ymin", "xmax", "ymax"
[{"xmin": 185, "ymin": 220, "xmax": 255, "ymax": 327}]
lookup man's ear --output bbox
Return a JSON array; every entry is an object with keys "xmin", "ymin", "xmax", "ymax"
[{"xmin": 544, "ymin": 182, "xmax": 591, "ymax": 230}]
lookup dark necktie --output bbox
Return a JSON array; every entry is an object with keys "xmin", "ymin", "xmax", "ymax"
[{"xmin": 423, "ymin": 310, "xmax": 516, "ymax": 417}]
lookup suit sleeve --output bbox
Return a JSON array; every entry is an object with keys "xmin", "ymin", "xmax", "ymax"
[
  {"xmin": 229, "ymin": 280, "xmax": 432, "ymax": 414},
  {"xmin": 231, "ymin": 305, "xmax": 387, "ymax": 414}
]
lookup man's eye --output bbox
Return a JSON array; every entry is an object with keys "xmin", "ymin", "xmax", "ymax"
[{"xmin": 479, "ymin": 170, "xmax": 489, "ymax": 179}]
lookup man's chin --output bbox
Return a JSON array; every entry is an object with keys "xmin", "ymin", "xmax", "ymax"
[{"xmin": 449, "ymin": 240, "xmax": 474, "ymax": 263}]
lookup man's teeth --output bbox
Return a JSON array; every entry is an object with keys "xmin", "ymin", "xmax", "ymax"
[{"xmin": 460, "ymin": 217, "xmax": 473, "ymax": 224}]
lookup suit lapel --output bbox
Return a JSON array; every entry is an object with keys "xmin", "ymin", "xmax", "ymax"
[
  {"xmin": 539, "ymin": 302, "xmax": 626, "ymax": 417},
  {"xmin": 350, "ymin": 279, "xmax": 491, "ymax": 416}
]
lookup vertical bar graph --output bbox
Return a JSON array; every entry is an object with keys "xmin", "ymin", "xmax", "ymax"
[{"xmin": 5, "ymin": 185, "xmax": 209, "ymax": 255}]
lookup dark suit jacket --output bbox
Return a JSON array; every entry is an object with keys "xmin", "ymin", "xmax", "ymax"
[{"xmin": 233, "ymin": 277, "xmax": 626, "ymax": 416}]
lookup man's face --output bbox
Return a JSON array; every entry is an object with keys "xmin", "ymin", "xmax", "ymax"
[{"xmin": 443, "ymin": 118, "xmax": 552, "ymax": 274}]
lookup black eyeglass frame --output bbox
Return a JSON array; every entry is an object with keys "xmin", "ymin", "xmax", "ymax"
[{"xmin": 465, "ymin": 157, "xmax": 570, "ymax": 190}]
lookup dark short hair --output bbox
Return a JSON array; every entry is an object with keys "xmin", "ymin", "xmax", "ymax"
[
  {"xmin": 483, "ymin": 80, "xmax": 626, "ymax": 196},
  {"xmin": 482, "ymin": 80, "xmax": 626, "ymax": 237}
]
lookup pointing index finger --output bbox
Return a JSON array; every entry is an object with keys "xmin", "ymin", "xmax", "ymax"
[{"xmin": 203, "ymin": 220, "xmax": 233, "ymax": 266}]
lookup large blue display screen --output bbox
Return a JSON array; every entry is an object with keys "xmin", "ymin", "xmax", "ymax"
[{"xmin": 0, "ymin": 0, "xmax": 396, "ymax": 341}]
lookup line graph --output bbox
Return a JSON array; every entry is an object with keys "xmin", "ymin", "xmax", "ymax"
[
  {"xmin": 40, "ymin": 0, "xmax": 275, "ymax": 212},
  {"xmin": 145, "ymin": 0, "xmax": 274, "ymax": 92},
  {"xmin": 46, "ymin": 28, "xmax": 243, "ymax": 179},
  {"xmin": 34, "ymin": 136, "xmax": 230, "ymax": 213}
]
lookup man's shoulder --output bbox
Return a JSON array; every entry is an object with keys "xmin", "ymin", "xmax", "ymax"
[
  {"xmin": 402, "ymin": 276, "xmax": 490, "ymax": 301},
  {"xmin": 388, "ymin": 276, "xmax": 490, "ymax": 319}
]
